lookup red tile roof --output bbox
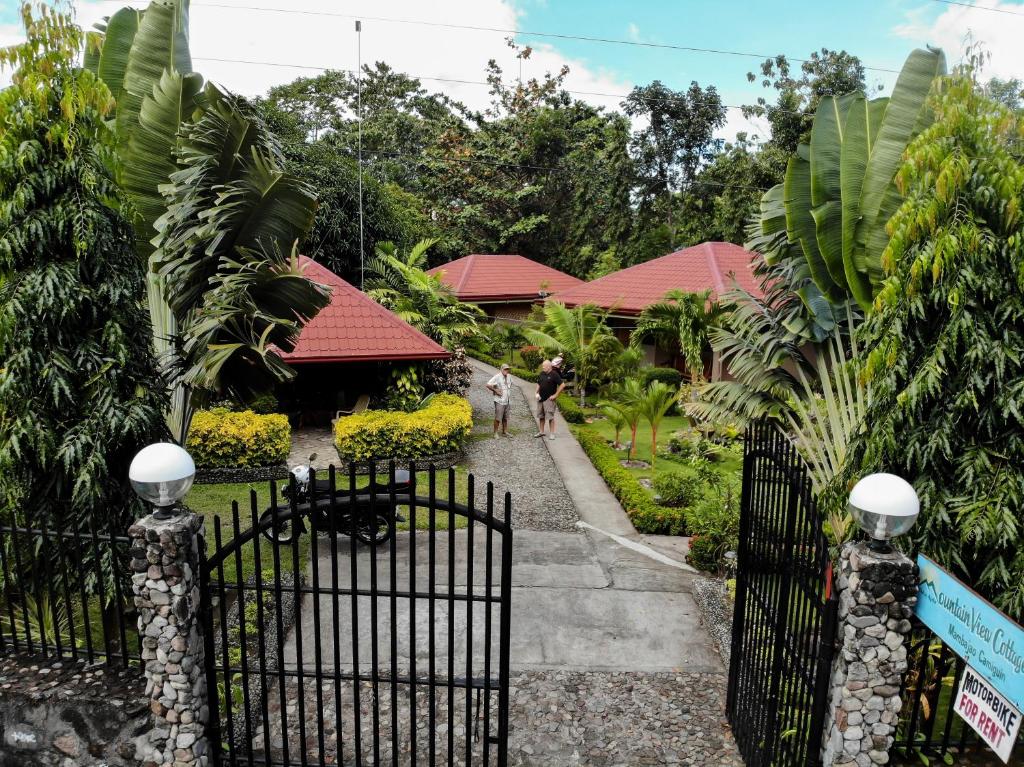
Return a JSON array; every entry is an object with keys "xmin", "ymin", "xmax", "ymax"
[
  {"xmin": 427, "ymin": 254, "xmax": 583, "ymax": 302},
  {"xmin": 548, "ymin": 242, "xmax": 764, "ymax": 316},
  {"xmin": 279, "ymin": 257, "xmax": 450, "ymax": 364}
]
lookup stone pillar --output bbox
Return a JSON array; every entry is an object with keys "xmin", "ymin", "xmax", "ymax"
[
  {"xmin": 821, "ymin": 541, "xmax": 918, "ymax": 767},
  {"xmin": 129, "ymin": 512, "xmax": 209, "ymax": 767}
]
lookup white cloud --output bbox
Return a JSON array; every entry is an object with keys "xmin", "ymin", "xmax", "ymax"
[
  {"xmin": 41, "ymin": 0, "xmax": 634, "ymax": 116},
  {"xmin": 894, "ymin": 1, "xmax": 1024, "ymax": 80},
  {"xmin": 626, "ymin": 22, "xmax": 641, "ymax": 43}
]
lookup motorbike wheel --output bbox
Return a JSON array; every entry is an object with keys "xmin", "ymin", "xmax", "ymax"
[
  {"xmin": 354, "ymin": 510, "xmax": 394, "ymax": 546},
  {"xmin": 259, "ymin": 509, "xmax": 297, "ymax": 546}
]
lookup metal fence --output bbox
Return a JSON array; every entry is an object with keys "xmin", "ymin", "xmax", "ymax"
[
  {"xmin": 894, "ymin": 621, "xmax": 1024, "ymax": 763},
  {"xmin": 0, "ymin": 517, "xmax": 140, "ymax": 667}
]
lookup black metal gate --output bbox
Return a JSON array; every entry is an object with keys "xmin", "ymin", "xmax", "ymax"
[
  {"xmin": 199, "ymin": 463, "xmax": 513, "ymax": 766},
  {"xmin": 727, "ymin": 420, "xmax": 839, "ymax": 767}
]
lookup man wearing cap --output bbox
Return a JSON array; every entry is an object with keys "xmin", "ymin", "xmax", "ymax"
[{"xmin": 486, "ymin": 363, "xmax": 515, "ymax": 438}]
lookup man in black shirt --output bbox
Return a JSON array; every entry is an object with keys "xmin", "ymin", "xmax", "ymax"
[{"xmin": 534, "ymin": 359, "xmax": 566, "ymax": 440}]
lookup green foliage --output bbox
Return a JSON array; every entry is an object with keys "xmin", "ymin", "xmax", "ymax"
[
  {"xmin": 652, "ymin": 469, "xmax": 704, "ymax": 508},
  {"xmin": 557, "ymin": 395, "xmax": 585, "ymax": 425},
  {"xmin": 684, "ymin": 478, "xmax": 742, "ymax": 572},
  {"xmin": 422, "ymin": 349, "xmax": 473, "ymax": 396},
  {"xmin": 186, "ymin": 410, "xmax": 290, "ymax": 468},
  {"xmin": 519, "ymin": 345, "xmax": 544, "ymax": 370},
  {"xmin": 573, "ymin": 428, "xmax": 686, "ymax": 535},
  {"xmin": 525, "ymin": 302, "xmax": 622, "ymax": 404},
  {"xmin": 585, "ymin": 245, "xmax": 622, "ymax": 280},
  {"xmin": 640, "ymin": 367, "xmax": 684, "ymax": 388},
  {"xmin": 632, "ymin": 290, "xmax": 724, "ymax": 381},
  {"xmin": 334, "ymin": 394, "xmax": 473, "ymax": 462},
  {"xmin": 637, "ymin": 381, "xmax": 678, "ymax": 471},
  {"xmin": 762, "ymin": 48, "xmax": 947, "ymax": 309},
  {"xmin": 835, "ymin": 66, "xmax": 1024, "ymax": 617},
  {"xmin": 382, "ymin": 365, "xmax": 425, "ymax": 412},
  {"xmin": 0, "ymin": 3, "xmax": 165, "ymax": 530},
  {"xmin": 598, "ymin": 378, "xmax": 645, "ymax": 461},
  {"xmin": 87, "ymin": 0, "xmax": 328, "ymax": 441},
  {"xmin": 367, "ymin": 239, "xmax": 483, "ymax": 348}
]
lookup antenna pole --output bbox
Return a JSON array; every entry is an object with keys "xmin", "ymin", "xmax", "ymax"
[{"xmin": 356, "ymin": 19, "xmax": 365, "ymax": 289}]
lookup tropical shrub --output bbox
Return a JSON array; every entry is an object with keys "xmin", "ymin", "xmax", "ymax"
[
  {"xmin": 86, "ymin": 1, "xmax": 330, "ymax": 441},
  {"xmin": 684, "ymin": 478, "xmax": 741, "ymax": 572},
  {"xmin": 382, "ymin": 365, "xmax": 425, "ymax": 412},
  {"xmin": 423, "ymin": 349, "xmax": 473, "ymax": 396},
  {"xmin": 834, "ymin": 66, "xmax": 1024, "ymax": 617},
  {"xmin": 652, "ymin": 469, "xmax": 704, "ymax": 508},
  {"xmin": 519, "ymin": 345, "xmax": 544, "ymax": 369},
  {"xmin": 637, "ymin": 381, "xmax": 677, "ymax": 469},
  {"xmin": 632, "ymin": 290, "xmax": 723, "ymax": 382},
  {"xmin": 334, "ymin": 394, "xmax": 473, "ymax": 462},
  {"xmin": 574, "ymin": 428, "xmax": 685, "ymax": 535},
  {"xmin": 187, "ymin": 410, "xmax": 291, "ymax": 468},
  {"xmin": 640, "ymin": 367, "xmax": 684, "ymax": 387},
  {"xmin": 0, "ymin": 5, "xmax": 165, "ymax": 531}
]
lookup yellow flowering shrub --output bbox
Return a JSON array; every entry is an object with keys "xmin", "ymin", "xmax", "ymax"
[
  {"xmin": 334, "ymin": 394, "xmax": 473, "ymax": 462},
  {"xmin": 187, "ymin": 409, "xmax": 291, "ymax": 468}
]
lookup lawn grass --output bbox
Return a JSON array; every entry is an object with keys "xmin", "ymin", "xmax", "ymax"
[
  {"xmin": 185, "ymin": 468, "xmax": 473, "ymax": 582},
  {"xmin": 576, "ymin": 409, "xmax": 742, "ymax": 496}
]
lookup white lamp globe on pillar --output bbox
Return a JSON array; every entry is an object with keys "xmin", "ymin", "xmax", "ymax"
[
  {"xmin": 847, "ymin": 473, "xmax": 920, "ymax": 553},
  {"xmin": 129, "ymin": 443, "xmax": 196, "ymax": 520}
]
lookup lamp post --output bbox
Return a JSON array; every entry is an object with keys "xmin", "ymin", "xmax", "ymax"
[
  {"xmin": 129, "ymin": 443, "xmax": 196, "ymax": 520},
  {"xmin": 847, "ymin": 472, "xmax": 920, "ymax": 553}
]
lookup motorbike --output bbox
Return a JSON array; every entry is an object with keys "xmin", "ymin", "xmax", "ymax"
[{"xmin": 259, "ymin": 454, "xmax": 410, "ymax": 546}]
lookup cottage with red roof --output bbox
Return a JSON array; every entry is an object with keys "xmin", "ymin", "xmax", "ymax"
[
  {"xmin": 548, "ymin": 242, "xmax": 764, "ymax": 379},
  {"xmin": 277, "ymin": 257, "xmax": 449, "ymax": 424},
  {"xmin": 427, "ymin": 254, "xmax": 583, "ymax": 321}
]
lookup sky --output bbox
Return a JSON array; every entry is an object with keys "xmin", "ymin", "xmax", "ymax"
[{"xmin": 2, "ymin": 0, "xmax": 1023, "ymax": 141}]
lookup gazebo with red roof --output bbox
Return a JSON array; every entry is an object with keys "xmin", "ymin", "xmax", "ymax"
[
  {"xmin": 277, "ymin": 257, "xmax": 449, "ymax": 424},
  {"xmin": 548, "ymin": 241, "xmax": 764, "ymax": 379},
  {"xmin": 427, "ymin": 254, "xmax": 583, "ymax": 320}
]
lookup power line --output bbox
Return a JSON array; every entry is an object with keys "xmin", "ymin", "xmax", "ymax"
[
  {"xmin": 928, "ymin": 0, "xmax": 1024, "ymax": 17},
  {"xmin": 192, "ymin": 56, "xmax": 807, "ymax": 117},
  {"xmin": 93, "ymin": 0, "xmax": 902, "ymax": 74}
]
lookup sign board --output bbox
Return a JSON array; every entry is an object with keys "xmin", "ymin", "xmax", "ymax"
[
  {"xmin": 954, "ymin": 665, "xmax": 1022, "ymax": 762},
  {"xmin": 916, "ymin": 554, "xmax": 1024, "ymax": 713}
]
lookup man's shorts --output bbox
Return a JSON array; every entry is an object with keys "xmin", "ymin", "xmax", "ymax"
[
  {"xmin": 537, "ymin": 399, "xmax": 556, "ymax": 420},
  {"xmin": 494, "ymin": 403, "xmax": 511, "ymax": 423}
]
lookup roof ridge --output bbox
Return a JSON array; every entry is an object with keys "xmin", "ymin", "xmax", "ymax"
[
  {"xmin": 703, "ymin": 242, "xmax": 727, "ymax": 297},
  {"xmin": 454, "ymin": 254, "xmax": 475, "ymax": 294}
]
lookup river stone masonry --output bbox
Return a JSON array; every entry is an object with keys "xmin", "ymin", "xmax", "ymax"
[
  {"xmin": 821, "ymin": 541, "xmax": 918, "ymax": 767},
  {"xmin": 128, "ymin": 512, "xmax": 210, "ymax": 767}
]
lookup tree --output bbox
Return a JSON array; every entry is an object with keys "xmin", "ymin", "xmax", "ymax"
[
  {"xmin": 624, "ymin": 81, "xmax": 726, "ymax": 249},
  {"xmin": 835, "ymin": 67, "xmax": 1024, "ymax": 617},
  {"xmin": 0, "ymin": 3, "xmax": 165, "ymax": 530},
  {"xmin": 631, "ymin": 289, "xmax": 724, "ymax": 382},
  {"xmin": 366, "ymin": 239, "xmax": 483, "ymax": 348},
  {"xmin": 637, "ymin": 381, "xmax": 677, "ymax": 470},
  {"xmin": 600, "ymin": 379, "xmax": 645, "ymax": 461},
  {"xmin": 525, "ymin": 303, "xmax": 622, "ymax": 405},
  {"xmin": 87, "ymin": 0, "xmax": 329, "ymax": 441}
]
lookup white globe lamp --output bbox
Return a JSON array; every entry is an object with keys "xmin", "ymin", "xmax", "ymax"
[
  {"xmin": 129, "ymin": 443, "xmax": 196, "ymax": 520},
  {"xmin": 847, "ymin": 473, "xmax": 920, "ymax": 553}
]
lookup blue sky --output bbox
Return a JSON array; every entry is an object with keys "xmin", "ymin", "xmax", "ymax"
[{"xmin": 2, "ymin": 0, "xmax": 1021, "ymax": 140}]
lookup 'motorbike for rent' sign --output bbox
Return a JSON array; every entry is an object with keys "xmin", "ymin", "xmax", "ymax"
[
  {"xmin": 954, "ymin": 665, "xmax": 1022, "ymax": 763},
  {"xmin": 916, "ymin": 554, "xmax": 1024, "ymax": 713}
]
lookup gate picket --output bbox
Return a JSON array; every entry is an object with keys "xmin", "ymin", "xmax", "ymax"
[{"xmin": 198, "ymin": 463, "xmax": 513, "ymax": 766}]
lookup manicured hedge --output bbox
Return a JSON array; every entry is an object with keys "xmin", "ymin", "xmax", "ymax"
[
  {"xmin": 573, "ymin": 427, "xmax": 686, "ymax": 535},
  {"xmin": 472, "ymin": 353, "xmax": 537, "ymax": 382},
  {"xmin": 187, "ymin": 409, "xmax": 291, "ymax": 468},
  {"xmin": 334, "ymin": 394, "xmax": 473, "ymax": 462},
  {"xmin": 640, "ymin": 366, "xmax": 684, "ymax": 387},
  {"xmin": 558, "ymin": 395, "xmax": 585, "ymax": 424}
]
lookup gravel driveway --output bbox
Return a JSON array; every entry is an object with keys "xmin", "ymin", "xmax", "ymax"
[{"xmin": 464, "ymin": 364, "xmax": 579, "ymax": 532}]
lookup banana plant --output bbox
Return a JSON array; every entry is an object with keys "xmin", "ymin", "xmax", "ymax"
[
  {"xmin": 763, "ymin": 47, "xmax": 946, "ymax": 311},
  {"xmin": 85, "ymin": 0, "xmax": 328, "ymax": 441}
]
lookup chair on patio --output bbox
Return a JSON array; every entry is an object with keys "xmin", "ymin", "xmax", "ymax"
[{"xmin": 334, "ymin": 394, "xmax": 370, "ymax": 422}]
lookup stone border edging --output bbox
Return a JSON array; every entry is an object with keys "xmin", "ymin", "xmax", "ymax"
[{"xmin": 693, "ymin": 576, "xmax": 733, "ymax": 666}]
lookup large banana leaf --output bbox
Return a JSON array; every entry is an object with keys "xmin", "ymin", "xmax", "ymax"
[
  {"xmin": 83, "ymin": 7, "xmax": 144, "ymax": 101},
  {"xmin": 853, "ymin": 47, "xmax": 945, "ymax": 290},
  {"xmin": 809, "ymin": 93, "xmax": 855, "ymax": 291},
  {"xmin": 784, "ymin": 145, "xmax": 844, "ymax": 303}
]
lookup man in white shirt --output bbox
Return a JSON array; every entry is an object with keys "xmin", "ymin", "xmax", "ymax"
[{"xmin": 486, "ymin": 363, "xmax": 514, "ymax": 438}]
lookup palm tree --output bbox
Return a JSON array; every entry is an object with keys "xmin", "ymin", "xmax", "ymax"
[
  {"xmin": 600, "ymin": 404, "xmax": 628, "ymax": 449},
  {"xmin": 86, "ymin": 1, "xmax": 329, "ymax": 442},
  {"xmin": 600, "ymin": 379, "xmax": 645, "ymax": 461},
  {"xmin": 525, "ymin": 302, "xmax": 622, "ymax": 405},
  {"xmin": 631, "ymin": 289, "xmax": 724, "ymax": 383},
  {"xmin": 637, "ymin": 381, "xmax": 677, "ymax": 470},
  {"xmin": 366, "ymin": 240, "xmax": 483, "ymax": 348}
]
